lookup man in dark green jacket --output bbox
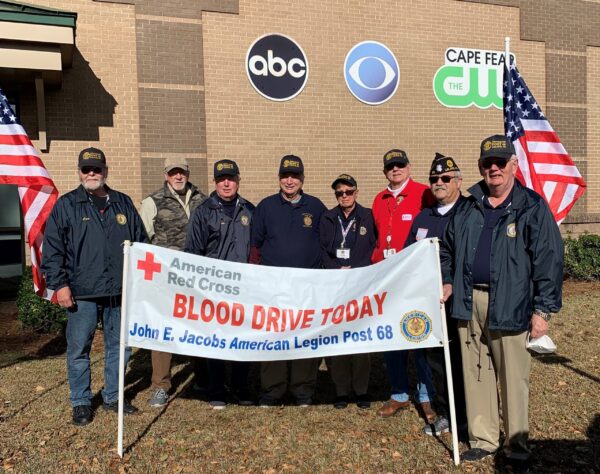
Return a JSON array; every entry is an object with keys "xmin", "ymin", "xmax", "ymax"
[{"xmin": 440, "ymin": 135, "xmax": 563, "ymax": 466}]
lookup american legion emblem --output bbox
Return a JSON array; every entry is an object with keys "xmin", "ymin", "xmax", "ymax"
[
  {"xmin": 116, "ymin": 214, "xmax": 127, "ymax": 225},
  {"xmin": 303, "ymin": 213, "xmax": 313, "ymax": 228},
  {"xmin": 400, "ymin": 310, "xmax": 432, "ymax": 343}
]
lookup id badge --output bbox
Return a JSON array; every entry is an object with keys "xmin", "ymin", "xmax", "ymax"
[
  {"xmin": 383, "ymin": 248, "xmax": 396, "ymax": 259},
  {"xmin": 336, "ymin": 248, "xmax": 350, "ymax": 259}
]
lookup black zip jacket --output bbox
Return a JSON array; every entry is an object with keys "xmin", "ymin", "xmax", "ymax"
[
  {"xmin": 319, "ymin": 203, "xmax": 376, "ymax": 269},
  {"xmin": 184, "ymin": 192, "xmax": 255, "ymax": 263},
  {"xmin": 440, "ymin": 180, "xmax": 563, "ymax": 331},
  {"xmin": 41, "ymin": 185, "xmax": 147, "ymax": 299}
]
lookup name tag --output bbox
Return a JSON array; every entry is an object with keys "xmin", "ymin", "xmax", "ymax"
[
  {"xmin": 402, "ymin": 213, "xmax": 412, "ymax": 221},
  {"xmin": 336, "ymin": 248, "xmax": 350, "ymax": 259},
  {"xmin": 416, "ymin": 228, "xmax": 428, "ymax": 241},
  {"xmin": 383, "ymin": 248, "xmax": 397, "ymax": 259}
]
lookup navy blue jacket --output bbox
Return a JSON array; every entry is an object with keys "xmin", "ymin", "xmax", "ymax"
[
  {"xmin": 185, "ymin": 192, "xmax": 255, "ymax": 263},
  {"xmin": 440, "ymin": 180, "xmax": 563, "ymax": 331},
  {"xmin": 251, "ymin": 192, "xmax": 326, "ymax": 268},
  {"xmin": 41, "ymin": 185, "xmax": 146, "ymax": 299},
  {"xmin": 320, "ymin": 203, "xmax": 376, "ymax": 269}
]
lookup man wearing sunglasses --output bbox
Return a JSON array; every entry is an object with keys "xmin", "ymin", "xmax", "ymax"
[
  {"xmin": 371, "ymin": 149, "xmax": 436, "ymax": 421},
  {"xmin": 140, "ymin": 157, "xmax": 207, "ymax": 408},
  {"xmin": 440, "ymin": 135, "xmax": 563, "ymax": 466},
  {"xmin": 42, "ymin": 147, "xmax": 146, "ymax": 426},
  {"xmin": 405, "ymin": 153, "xmax": 467, "ymax": 439},
  {"xmin": 320, "ymin": 174, "xmax": 376, "ymax": 409}
]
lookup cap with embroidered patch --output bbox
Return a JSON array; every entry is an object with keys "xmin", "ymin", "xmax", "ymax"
[
  {"xmin": 214, "ymin": 159, "xmax": 240, "ymax": 178},
  {"xmin": 78, "ymin": 147, "xmax": 106, "ymax": 169},
  {"xmin": 430, "ymin": 153, "xmax": 460, "ymax": 176},
  {"xmin": 480, "ymin": 135, "xmax": 515, "ymax": 160},
  {"xmin": 331, "ymin": 174, "xmax": 357, "ymax": 189},
  {"xmin": 383, "ymin": 149, "xmax": 409, "ymax": 168},
  {"xmin": 279, "ymin": 155, "xmax": 304, "ymax": 175}
]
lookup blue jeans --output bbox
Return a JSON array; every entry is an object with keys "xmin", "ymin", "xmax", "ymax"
[
  {"xmin": 66, "ymin": 298, "xmax": 131, "ymax": 407},
  {"xmin": 384, "ymin": 349, "xmax": 435, "ymax": 403}
]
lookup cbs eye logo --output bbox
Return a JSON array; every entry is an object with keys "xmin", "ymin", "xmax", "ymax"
[
  {"xmin": 246, "ymin": 33, "xmax": 309, "ymax": 101},
  {"xmin": 344, "ymin": 41, "xmax": 400, "ymax": 105}
]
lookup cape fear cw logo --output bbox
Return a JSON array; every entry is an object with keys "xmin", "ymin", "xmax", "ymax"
[
  {"xmin": 344, "ymin": 41, "xmax": 400, "ymax": 105},
  {"xmin": 246, "ymin": 33, "xmax": 308, "ymax": 101}
]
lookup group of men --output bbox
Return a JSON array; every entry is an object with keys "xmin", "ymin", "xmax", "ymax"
[{"xmin": 41, "ymin": 133, "xmax": 563, "ymax": 467}]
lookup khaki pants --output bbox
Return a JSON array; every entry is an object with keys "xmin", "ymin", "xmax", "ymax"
[
  {"xmin": 330, "ymin": 354, "xmax": 370, "ymax": 397},
  {"xmin": 458, "ymin": 288, "xmax": 531, "ymax": 460},
  {"xmin": 261, "ymin": 359, "xmax": 319, "ymax": 401},
  {"xmin": 151, "ymin": 350, "xmax": 172, "ymax": 391}
]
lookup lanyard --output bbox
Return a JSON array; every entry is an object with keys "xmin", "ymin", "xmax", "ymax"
[
  {"xmin": 386, "ymin": 195, "xmax": 404, "ymax": 247},
  {"xmin": 337, "ymin": 216, "xmax": 355, "ymax": 249}
]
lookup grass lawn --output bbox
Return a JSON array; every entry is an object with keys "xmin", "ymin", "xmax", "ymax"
[{"xmin": 0, "ymin": 282, "xmax": 598, "ymax": 473}]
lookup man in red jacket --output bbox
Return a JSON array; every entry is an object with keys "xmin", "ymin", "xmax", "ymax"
[{"xmin": 371, "ymin": 148, "xmax": 437, "ymax": 420}]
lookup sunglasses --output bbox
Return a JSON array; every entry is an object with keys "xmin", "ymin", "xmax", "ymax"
[
  {"xmin": 335, "ymin": 189, "xmax": 356, "ymax": 198},
  {"xmin": 429, "ymin": 175, "xmax": 456, "ymax": 184},
  {"xmin": 80, "ymin": 166, "xmax": 103, "ymax": 175},
  {"xmin": 384, "ymin": 162, "xmax": 408, "ymax": 171},
  {"xmin": 480, "ymin": 158, "xmax": 510, "ymax": 170}
]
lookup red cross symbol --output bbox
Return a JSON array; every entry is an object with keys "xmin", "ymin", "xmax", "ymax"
[{"xmin": 137, "ymin": 251, "xmax": 161, "ymax": 281}]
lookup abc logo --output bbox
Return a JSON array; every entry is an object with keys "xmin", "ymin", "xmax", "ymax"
[
  {"xmin": 246, "ymin": 33, "xmax": 309, "ymax": 101},
  {"xmin": 344, "ymin": 41, "xmax": 400, "ymax": 105}
]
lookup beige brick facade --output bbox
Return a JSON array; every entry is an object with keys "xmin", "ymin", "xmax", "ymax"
[{"xmin": 5, "ymin": 0, "xmax": 600, "ymax": 230}]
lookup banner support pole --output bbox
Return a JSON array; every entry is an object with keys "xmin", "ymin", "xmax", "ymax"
[
  {"xmin": 117, "ymin": 240, "xmax": 132, "ymax": 458},
  {"xmin": 433, "ymin": 239, "xmax": 459, "ymax": 466}
]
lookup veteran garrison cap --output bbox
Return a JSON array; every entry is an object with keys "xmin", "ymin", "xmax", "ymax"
[
  {"xmin": 164, "ymin": 157, "xmax": 189, "ymax": 173},
  {"xmin": 480, "ymin": 135, "xmax": 515, "ymax": 160},
  {"xmin": 78, "ymin": 147, "xmax": 107, "ymax": 169},
  {"xmin": 214, "ymin": 159, "xmax": 240, "ymax": 178},
  {"xmin": 331, "ymin": 173, "xmax": 357, "ymax": 189},
  {"xmin": 430, "ymin": 153, "xmax": 460, "ymax": 176},
  {"xmin": 383, "ymin": 149, "xmax": 409, "ymax": 168},
  {"xmin": 279, "ymin": 155, "xmax": 304, "ymax": 175}
]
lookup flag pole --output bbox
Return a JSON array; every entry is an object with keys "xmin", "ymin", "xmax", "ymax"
[
  {"xmin": 505, "ymin": 37, "xmax": 511, "ymax": 71},
  {"xmin": 117, "ymin": 240, "xmax": 132, "ymax": 458},
  {"xmin": 433, "ymin": 238, "xmax": 459, "ymax": 466}
]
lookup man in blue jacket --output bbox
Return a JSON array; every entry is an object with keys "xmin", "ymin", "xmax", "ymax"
[
  {"xmin": 250, "ymin": 155, "xmax": 327, "ymax": 407},
  {"xmin": 185, "ymin": 159, "xmax": 255, "ymax": 409},
  {"xmin": 320, "ymin": 174, "xmax": 375, "ymax": 409},
  {"xmin": 440, "ymin": 136, "xmax": 563, "ymax": 466},
  {"xmin": 405, "ymin": 154, "xmax": 466, "ymax": 438},
  {"xmin": 42, "ymin": 148, "xmax": 146, "ymax": 426}
]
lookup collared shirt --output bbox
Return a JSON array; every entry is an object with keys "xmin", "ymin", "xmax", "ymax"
[
  {"xmin": 471, "ymin": 190, "xmax": 514, "ymax": 285},
  {"xmin": 251, "ymin": 192, "xmax": 327, "ymax": 268}
]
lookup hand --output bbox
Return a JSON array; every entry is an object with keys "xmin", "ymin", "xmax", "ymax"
[
  {"xmin": 340, "ymin": 266, "xmax": 351, "ymax": 269},
  {"xmin": 441, "ymin": 284, "xmax": 453, "ymax": 303},
  {"xmin": 56, "ymin": 286, "xmax": 75, "ymax": 308},
  {"xmin": 530, "ymin": 313, "xmax": 549, "ymax": 339}
]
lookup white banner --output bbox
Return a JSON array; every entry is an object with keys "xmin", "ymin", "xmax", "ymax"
[{"xmin": 123, "ymin": 239, "xmax": 444, "ymax": 361}]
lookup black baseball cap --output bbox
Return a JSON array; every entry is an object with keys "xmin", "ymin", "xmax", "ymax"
[
  {"xmin": 279, "ymin": 155, "xmax": 304, "ymax": 175},
  {"xmin": 214, "ymin": 159, "xmax": 240, "ymax": 178},
  {"xmin": 480, "ymin": 135, "xmax": 515, "ymax": 161},
  {"xmin": 430, "ymin": 153, "xmax": 460, "ymax": 176},
  {"xmin": 383, "ymin": 149, "xmax": 409, "ymax": 168},
  {"xmin": 78, "ymin": 147, "xmax": 106, "ymax": 169},
  {"xmin": 331, "ymin": 174, "xmax": 357, "ymax": 189}
]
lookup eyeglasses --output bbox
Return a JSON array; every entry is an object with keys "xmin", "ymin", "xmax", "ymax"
[
  {"xmin": 429, "ymin": 175, "xmax": 456, "ymax": 184},
  {"xmin": 335, "ymin": 189, "xmax": 356, "ymax": 198},
  {"xmin": 480, "ymin": 158, "xmax": 510, "ymax": 170},
  {"xmin": 80, "ymin": 166, "xmax": 103, "ymax": 175},
  {"xmin": 384, "ymin": 163, "xmax": 408, "ymax": 171}
]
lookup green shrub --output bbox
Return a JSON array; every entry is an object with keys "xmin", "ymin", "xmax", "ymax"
[
  {"xmin": 16, "ymin": 267, "xmax": 67, "ymax": 333},
  {"xmin": 564, "ymin": 233, "xmax": 600, "ymax": 281}
]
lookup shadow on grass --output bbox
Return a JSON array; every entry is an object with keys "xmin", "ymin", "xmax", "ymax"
[
  {"xmin": 533, "ymin": 352, "xmax": 600, "ymax": 385},
  {"xmin": 0, "ymin": 332, "xmax": 67, "ymax": 369},
  {"xmin": 489, "ymin": 414, "xmax": 600, "ymax": 472}
]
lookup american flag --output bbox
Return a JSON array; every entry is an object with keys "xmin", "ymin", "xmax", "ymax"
[
  {"xmin": 0, "ymin": 88, "xmax": 58, "ymax": 298},
  {"xmin": 504, "ymin": 59, "xmax": 586, "ymax": 224}
]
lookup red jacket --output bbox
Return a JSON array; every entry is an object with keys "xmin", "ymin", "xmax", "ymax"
[{"xmin": 371, "ymin": 179, "xmax": 434, "ymax": 263}]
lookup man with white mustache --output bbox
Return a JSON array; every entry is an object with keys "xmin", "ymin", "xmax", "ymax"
[{"xmin": 42, "ymin": 147, "xmax": 146, "ymax": 426}]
